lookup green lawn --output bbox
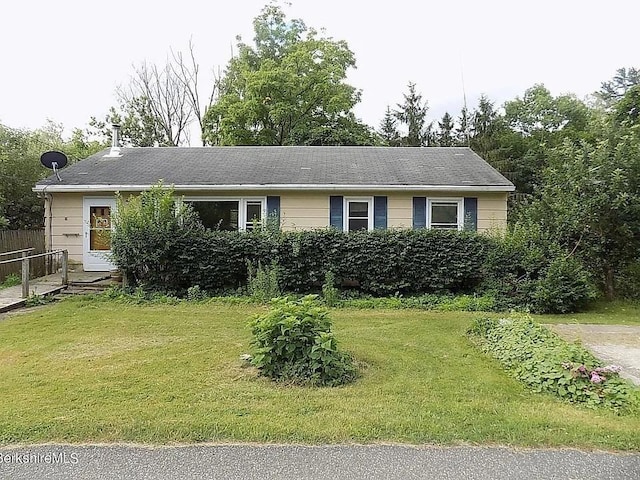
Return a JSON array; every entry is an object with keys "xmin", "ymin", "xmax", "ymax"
[{"xmin": 0, "ymin": 297, "xmax": 639, "ymax": 449}]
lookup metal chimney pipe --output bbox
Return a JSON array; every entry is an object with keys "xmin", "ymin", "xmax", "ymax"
[
  {"xmin": 112, "ymin": 124, "xmax": 121, "ymax": 148},
  {"xmin": 104, "ymin": 124, "xmax": 122, "ymax": 157}
]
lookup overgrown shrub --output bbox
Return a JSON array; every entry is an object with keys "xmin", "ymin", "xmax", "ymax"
[
  {"xmin": 322, "ymin": 271, "xmax": 339, "ymax": 307},
  {"xmin": 532, "ymin": 256, "xmax": 597, "ymax": 313},
  {"xmin": 248, "ymin": 296, "xmax": 357, "ymax": 386},
  {"xmin": 110, "ymin": 184, "xmax": 204, "ymax": 293},
  {"xmin": 468, "ymin": 315, "xmax": 636, "ymax": 411},
  {"xmin": 482, "ymin": 223, "xmax": 596, "ymax": 313},
  {"xmin": 247, "ymin": 261, "xmax": 281, "ymax": 303}
]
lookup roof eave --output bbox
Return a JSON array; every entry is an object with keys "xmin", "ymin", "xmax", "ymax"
[{"xmin": 33, "ymin": 183, "xmax": 516, "ymax": 193}]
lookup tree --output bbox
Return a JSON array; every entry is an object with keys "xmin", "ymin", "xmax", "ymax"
[
  {"xmin": 378, "ymin": 106, "xmax": 401, "ymax": 146},
  {"xmin": 469, "ymin": 95, "xmax": 508, "ymax": 163},
  {"xmin": 0, "ymin": 121, "xmax": 104, "ymax": 229},
  {"xmin": 596, "ymin": 67, "xmax": 640, "ymax": 107},
  {"xmin": 455, "ymin": 106, "xmax": 470, "ymax": 146},
  {"xmin": 91, "ymin": 42, "xmax": 216, "ymax": 146},
  {"xmin": 525, "ymin": 113, "xmax": 640, "ymax": 299},
  {"xmin": 393, "ymin": 82, "xmax": 429, "ymax": 146},
  {"xmin": 613, "ymin": 84, "xmax": 640, "ymax": 126},
  {"xmin": 436, "ymin": 112, "xmax": 455, "ymax": 146},
  {"xmin": 502, "ymin": 85, "xmax": 591, "ymax": 196},
  {"xmin": 202, "ymin": 4, "xmax": 368, "ymax": 146}
]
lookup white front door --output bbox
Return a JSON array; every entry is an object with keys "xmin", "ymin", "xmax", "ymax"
[{"xmin": 83, "ymin": 197, "xmax": 117, "ymax": 271}]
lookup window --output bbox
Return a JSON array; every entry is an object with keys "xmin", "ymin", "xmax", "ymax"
[
  {"xmin": 428, "ymin": 199, "xmax": 463, "ymax": 230},
  {"xmin": 185, "ymin": 198, "xmax": 265, "ymax": 231},
  {"xmin": 344, "ymin": 197, "xmax": 373, "ymax": 232},
  {"xmin": 89, "ymin": 206, "xmax": 112, "ymax": 250}
]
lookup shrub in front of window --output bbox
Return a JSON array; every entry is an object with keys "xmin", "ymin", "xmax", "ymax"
[{"xmin": 249, "ymin": 296, "xmax": 357, "ymax": 387}]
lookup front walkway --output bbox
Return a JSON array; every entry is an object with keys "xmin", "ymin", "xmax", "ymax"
[{"xmin": 0, "ymin": 272, "xmax": 110, "ymax": 313}]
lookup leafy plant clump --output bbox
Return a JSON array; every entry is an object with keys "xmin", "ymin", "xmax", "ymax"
[
  {"xmin": 247, "ymin": 261, "xmax": 281, "ymax": 303},
  {"xmin": 0, "ymin": 273, "xmax": 21, "ymax": 289},
  {"xmin": 249, "ymin": 296, "xmax": 357, "ymax": 387},
  {"xmin": 468, "ymin": 315, "xmax": 637, "ymax": 412}
]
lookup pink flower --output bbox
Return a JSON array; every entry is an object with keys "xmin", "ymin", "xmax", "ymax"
[{"xmin": 590, "ymin": 372, "xmax": 604, "ymax": 384}]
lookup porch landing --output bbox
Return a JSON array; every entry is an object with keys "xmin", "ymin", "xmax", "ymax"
[{"xmin": 0, "ymin": 272, "xmax": 111, "ymax": 313}]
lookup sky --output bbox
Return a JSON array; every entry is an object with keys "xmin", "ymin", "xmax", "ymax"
[{"xmin": 1, "ymin": 0, "xmax": 638, "ymax": 144}]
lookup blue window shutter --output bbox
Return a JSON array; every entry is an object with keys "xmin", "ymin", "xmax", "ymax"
[
  {"xmin": 266, "ymin": 196, "xmax": 280, "ymax": 229},
  {"xmin": 464, "ymin": 197, "xmax": 478, "ymax": 231},
  {"xmin": 330, "ymin": 196, "xmax": 343, "ymax": 230},
  {"xmin": 412, "ymin": 197, "xmax": 426, "ymax": 229},
  {"xmin": 373, "ymin": 196, "xmax": 387, "ymax": 229}
]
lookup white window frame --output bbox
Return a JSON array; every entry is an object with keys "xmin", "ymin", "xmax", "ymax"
[
  {"xmin": 427, "ymin": 197, "xmax": 464, "ymax": 231},
  {"xmin": 182, "ymin": 196, "xmax": 266, "ymax": 231},
  {"xmin": 343, "ymin": 196, "xmax": 374, "ymax": 232}
]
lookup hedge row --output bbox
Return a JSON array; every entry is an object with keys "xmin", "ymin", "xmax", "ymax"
[
  {"xmin": 114, "ymin": 226, "xmax": 491, "ymax": 296},
  {"xmin": 110, "ymin": 187, "xmax": 596, "ymax": 312}
]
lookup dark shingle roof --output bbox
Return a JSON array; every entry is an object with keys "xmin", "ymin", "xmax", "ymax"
[{"xmin": 35, "ymin": 146, "xmax": 514, "ymax": 191}]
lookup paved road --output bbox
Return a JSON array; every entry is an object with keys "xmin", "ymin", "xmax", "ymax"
[{"xmin": 1, "ymin": 444, "xmax": 638, "ymax": 480}]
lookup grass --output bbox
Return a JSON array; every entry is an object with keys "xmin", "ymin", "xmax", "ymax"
[
  {"xmin": 537, "ymin": 300, "xmax": 640, "ymax": 326},
  {"xmin": 0, "ymin": 296, "xmax": 639, "ymax": 449}
]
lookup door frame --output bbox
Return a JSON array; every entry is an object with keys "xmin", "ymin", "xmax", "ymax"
[{"xmin": 82, "ymin": 196, "xmax": 117, "ymax": 271}]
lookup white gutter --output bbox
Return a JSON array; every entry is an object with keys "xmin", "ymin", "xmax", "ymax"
[{"xmin": 33, "ymin": 183, "xmax": 515, "ymax": 193}]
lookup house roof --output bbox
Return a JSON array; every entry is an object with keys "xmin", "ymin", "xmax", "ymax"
[{"xmin": 34, "ymin": 146, "xmax": 515, "ymax": 192}]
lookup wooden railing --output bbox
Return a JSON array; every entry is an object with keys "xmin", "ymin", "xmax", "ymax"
[{"xmin": 0, "ymin": 249, "xmax": 68, "ymax": 298}]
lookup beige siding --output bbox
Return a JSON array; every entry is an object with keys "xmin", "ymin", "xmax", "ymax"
[
  {"xmin": 477, "ymin": 193, "xmax": 508, "ymax": 232},
  {"xmin": 279, "ymin": 192, "xmax": 329, "ymax": 230},
  {"xmin": 47, "ymin": 189, "xmax": 508, "ymax": 269},
  {"xmin": 47, "ymin": 193, "xmax": 84, "ymax": 265}
]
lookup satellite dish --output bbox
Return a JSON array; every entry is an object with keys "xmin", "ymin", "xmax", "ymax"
[{"xmin": 40, "ymin": 151, "xmax": 68, "ymax": 181}]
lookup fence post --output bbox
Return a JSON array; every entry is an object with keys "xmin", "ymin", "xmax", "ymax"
[
  {"xmin": 21, "ymin": 251, "xmax": 29, "ymax": 299},
  {"xmin": 61, "ymin": 250, "xmax": 68, "ymax": 286}
]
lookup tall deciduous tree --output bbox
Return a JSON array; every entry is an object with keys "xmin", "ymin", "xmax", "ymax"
[
  {"xmin": 202, "ymin": 4, "xmax": 369, "ymax": 146},
  {"xmin": 91, "ymin": 42, "xmax": 215, "ymax": 146},
  {"xmin": 525, "ymin": 119, "xmax": 640, "ymax": 299},
  {"xmin": 393, "ymin": 82, "xmax": 429, "ymax": 146},
  {"xmin": 502, "ymin": 84, "xmax": 591, "ymax": 196}
]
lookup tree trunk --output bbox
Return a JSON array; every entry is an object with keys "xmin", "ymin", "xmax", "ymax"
[{"xmin": 604, "ymin": 264, "xmax": 615, "ymax": 300}]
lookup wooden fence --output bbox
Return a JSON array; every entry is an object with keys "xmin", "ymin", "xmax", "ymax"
[{"xmin": 0, "ymin": 230, "xmax": 46, "ymax": 282}]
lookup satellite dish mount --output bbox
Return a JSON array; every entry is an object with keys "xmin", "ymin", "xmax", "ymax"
[{"xmin": 40, "ymin": 151, "xmax": 68, "ymax": 182}]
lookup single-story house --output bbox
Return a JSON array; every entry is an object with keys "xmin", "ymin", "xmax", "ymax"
[{"xmin": 34, "ymin": 136, "xmax": 514, "ymax": 272}]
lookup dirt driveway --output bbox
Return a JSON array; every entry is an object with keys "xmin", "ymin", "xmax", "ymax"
[{"xmin": 548, "ymin": 325, "xmax": 640, "ymax": 385}]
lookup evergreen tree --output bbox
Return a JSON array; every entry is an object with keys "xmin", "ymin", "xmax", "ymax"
[
  {"xmin": 378, "ymin": 106, "xmax": 401, "ymax": 146},
  {"xmin": 455, "ymin": 106, "xmax": 470, "ymax": 146},
  {"xmin": 436, "ymin": 112, "xmax": 455, "ymax": 146},
  {"xmin": 394, "ymin": 82, "xmax": 429, "ymax": 146}
]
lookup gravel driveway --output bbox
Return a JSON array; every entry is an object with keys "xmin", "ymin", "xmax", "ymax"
[{"xmin": 548, "ymin": 325, "xmax": 640, "ymax": 385}]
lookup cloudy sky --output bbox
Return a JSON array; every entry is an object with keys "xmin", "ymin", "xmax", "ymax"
[{"xmin": 2, "ymin": 0, "xmax": 638, "ymax": 143}]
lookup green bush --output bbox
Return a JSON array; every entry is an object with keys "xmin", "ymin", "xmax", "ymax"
[
  {"xmin": 532, "ymin": 256, "xmax": 597, "ymax": 313},
  {"xmin": 482, "ymin": 223, "xmax": 596, "ymax": 313},
  {"xmin": 249, "ymin": 296, "xmax": 357, "ymax": 386},
  {"xmin": 468, "ymin": 315, "xmax": 636, "ymax": 411}
]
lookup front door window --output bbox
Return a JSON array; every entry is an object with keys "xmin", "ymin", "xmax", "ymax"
[{"xmin": 89, "ymin": 206, "xmax": 112, "ymax": 250}]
